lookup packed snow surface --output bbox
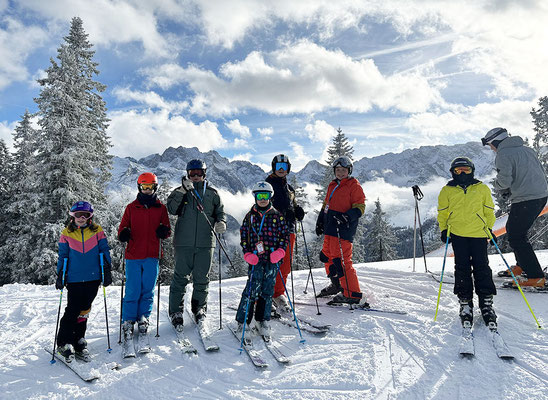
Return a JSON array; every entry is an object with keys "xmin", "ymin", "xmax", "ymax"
[{"xmin": 1, "ymin": 251, "xmax": 547, "ymax": 400}]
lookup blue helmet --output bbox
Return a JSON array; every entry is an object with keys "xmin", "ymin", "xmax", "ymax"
[
  {"xmin": 186, "ymin": 159, "xmax": 206, "ymax": 175},
  {"xmin": 69, "ymin": 201, "xmax": 94, "ymax": 217}
]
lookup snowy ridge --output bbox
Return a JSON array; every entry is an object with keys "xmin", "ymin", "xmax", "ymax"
[{"xmin": 1, "ymin": 252, "xmax": 547, "ymax": 399}]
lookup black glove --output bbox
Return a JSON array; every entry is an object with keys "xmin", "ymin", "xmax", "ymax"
[
  {"xmin": 55, "ymin": 272, "xmax": 65, "ymax": 290},
  {"xmin": 333, "ymin": 213, "xmax": 350, "ymax": 226},
  {"xmin": 488, "ymin": 229, "xmax": 497, "ymax": 246},
  {"xmin": 294, "ymin": 206, "xmax": 305, "ymax": 221},
  {"xmin": 156, "ymin": 224, "xmax": 170, "ymax": 239},
  {"xmin": 102, "ymin": 259, "xmax": 112, "ymax": 287},
  {"xmin": 440, "ymin": 229, "xmax": 451, "ymax": 244},
  {"xmin": 119, "ymin": 227, "xmax": 131, "ymax": 243},
  {"xmin": 315, "ymin": 211, "xmax": 324, "ymax": 236}
]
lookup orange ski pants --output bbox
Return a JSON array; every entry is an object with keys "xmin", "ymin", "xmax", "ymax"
[{"xmin": 321, "ymin": 235, "xmax": 361, "ymax": 298}]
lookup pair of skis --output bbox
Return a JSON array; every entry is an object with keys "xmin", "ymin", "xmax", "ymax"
[
  {"xmin": 122, "ymin": 328, "xmax": 151, "ymax": 359},
  {"xmin": 166, "ymin": 310, "xmax": 221, "ymax": 355},
  {"xmin": 228, "ymin": 323, "xmax": 289, "ymax": 367},
  {"xmin": 293, "ymin": 300, "xmax": 408, "ymax": 315},
  {"xmin": 45, "ymin": 347, "xmax": 121, "ymax": 382},
  {"xmin": 458, "ymin": 321, "xmax": 514, "ymax": 360}
]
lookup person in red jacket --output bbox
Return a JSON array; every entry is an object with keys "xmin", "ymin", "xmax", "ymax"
[
  {"xmin": 315, "ymin": 156, "xmax": 366, "ymax": 304},
  {"xmin": 118, "ymin": 173, "xmax": 171, "ymax": 349}
]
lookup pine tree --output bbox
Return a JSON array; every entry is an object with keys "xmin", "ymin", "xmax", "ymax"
[
  {"xmin": 364, "ymin": 199, "xmax": 397, "ymax": 262},
  {"xmin": 0, "ymin": 139, "xmax": 13, "ymax": 284},
  {"xmin": 4, "ymin": 17, "xmax": 111, "ymax": 284},
  {"xmin": 531, "ymin": 96, "xmax": 548, "ymax": 174},
  {"xmin": 316, "ymin": 127, "xmax": 354, "ymax": 202}
]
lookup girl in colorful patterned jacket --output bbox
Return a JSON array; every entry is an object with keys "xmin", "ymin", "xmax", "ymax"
[
  {"xmin": 56, "ymin": 201, "xmax": 112, "ymax": 362},
  {"xmin": 234, "ymin": 181, "xmax": 290, "ymax": 339}
]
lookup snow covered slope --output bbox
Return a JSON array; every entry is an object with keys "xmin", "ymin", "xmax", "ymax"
[{"xmin": 1, "ymin": 251, "xmax": 546, "ymax": 399}]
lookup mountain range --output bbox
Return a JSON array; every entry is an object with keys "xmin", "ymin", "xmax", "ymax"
[{"xmin": 109, "ymin": 142, "xmax": 495, "ymax": 192}]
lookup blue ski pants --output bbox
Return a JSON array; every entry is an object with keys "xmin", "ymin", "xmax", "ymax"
[
  {"xmin": 236, "ymin": 260, "xmax": 277, "ymax": 324},
  {"xmin": 122, "ymin": 258, "xmax": 159, "ymax": 322}
]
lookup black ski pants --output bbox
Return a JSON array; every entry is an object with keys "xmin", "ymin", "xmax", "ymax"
[
  {"xmin": 506, "ymin": 197, "xmax": 547, "ymax": 279},
  {"xmin": 57, "ymin": 280, "xmax": 100, "ymax": 348},
  {"xmin": 451, "ymin": 235, "xmax": 496, "ymax": 300}
]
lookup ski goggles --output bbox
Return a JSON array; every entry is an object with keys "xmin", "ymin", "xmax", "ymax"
[
  {"xmin": 275, "ymin": 162, "xmax": 289, "ymax": 171},
  {"xmin": 188, "ymin": 169, "xmax": 204, "ymax": 177},
  {"xmin": 255, "ymin": 192, "xmax": 272, "ymax": 201},
  {"xmin": 139, "ymin": 183, "xmax": 156, "ymax": 190},
  {"xmin": 453, "ymin": 166, "xmax": 472, "ymax": 175},
  {"xmin": 72, "ymin": 211, "xmax": 92, "ymax": 219}
]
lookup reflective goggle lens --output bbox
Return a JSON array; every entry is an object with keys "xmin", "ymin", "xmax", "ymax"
[
  {"xmin": 188, "ymin": 170, "xmax": 204, "ymax": 177},
  {"xmin": 140, "ymin": 183, "xmax": 156, "ymax": 190},
  {"xmin": 255, "ymin": 192, "xmax": 271, "ymax": 201},
  {"xmin": 453, "ymin": 166, "xmax": 472, "ymax": 175},
  {"xmin": 74, "ymin": 212, "xmax": 91, "ymax": 219},
  {"xmin": 275, "ymin": 162, "xmax": 288, "ymax": 171}
]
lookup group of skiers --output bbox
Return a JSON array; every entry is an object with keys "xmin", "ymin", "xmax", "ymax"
[{"xmin": 53, "ymin": 126, "xmax": 547, "ymax": 362}]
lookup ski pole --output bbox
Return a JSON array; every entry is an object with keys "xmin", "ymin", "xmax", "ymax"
[
  {"xmin": 300, "ymin": 221, "xmax": 321, "ymax": 315},
  {"xmin": 289, "ymin": 233, "xmax": 295, "ymax": 307},
  {"xmin": 156, "ymin": 238, "xmax": 162, "ymax": 338},
  {"xmin": 335, "ymin": 222, "xmax": 354, "ymax": 310},
  {"xmin": 218, "ymin": 236, "xmax": 222, "ymax": 330},
  {"xmin": 434, "ymin": 226, "xmax": 451, "ymax": 321},
  {"xmin": 240, "ymin": 262, "xmax": 256, "ymax": 353},
  {"xmin": 485, "ymin": 228, "xmax": 542, "ymax": 329},
  {"xmin": 188, "ymin": 189, "xmax": 235, "ymax": 269},
  {"xmin": 99, "ymin": 254, "xmax": 112, "ymax": 352},
  {"xmin": 277, "ymin": 262, "xmax": 306, "ymax": 343},
  {"xmin": 51, "ymin": 258, "xmax": 67, "ymax": 364},
  {"xmin": 118, "ymin": 246, "xmax": 126, "ymax": 344},
  {"xmin": 412, "ymin": 185, "xmax": 429, "ymax": 273}
]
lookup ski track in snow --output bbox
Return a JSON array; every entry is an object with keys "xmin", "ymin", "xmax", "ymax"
[{"xmin": 0, "ymin": 252, "xmax": 547, "ymax": 400}]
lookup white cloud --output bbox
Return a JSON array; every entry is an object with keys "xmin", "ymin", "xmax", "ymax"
[
  {"xmin": 405, "ymin": 99, "xmax": 536, "ymax": 144},
  {"xmin": 147, "ymin": 40, "xmax": 440, "ymax": 116},
  {"xmin": 257, "ymin": 127, "xmax": 273, "ymax": 141},
  {"xmin": 0, "ymin": 120, "xmax": 15, "ymax": 150},
  {"xmin": 17, "ymin": 0, "xmax": 178, "ymax": 58},
  {"xmin": 288, "ymin": 142, "xmax": 311, "ymax": 171},
  {"xmin": 228, "ymin": 152, "xmax": 253, "ymax": 162},
  {"xmin": 112, "ymin": 87, "xmax": 188, "ymax": 113},
  {"xmin": 225, "ymin": 119, "xmax": 251, "ymax": 139},
  {"xmin": 305, "ymin": 120, "xmax": 336, "ymax": 143},
  {"xmin": 107, "ymin": 109, "xmax": 227, "ymax": 158},
  {"xmin": 0, "ymin": 17, "xmax": 46, "ymax": 90}
]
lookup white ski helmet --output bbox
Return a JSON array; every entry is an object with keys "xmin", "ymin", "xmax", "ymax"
[{"xmin": 251, "ymin": 181, "xmax": 274, "ymax": 195}]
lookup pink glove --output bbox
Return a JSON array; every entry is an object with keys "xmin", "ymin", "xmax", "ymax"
[
  {"xmin": 243, "ymin": 252, "xmax": 259, "ymax": 265},
  {"xmin": 270, "ymin": 248, "xmax": 286, "ymax": 264}
]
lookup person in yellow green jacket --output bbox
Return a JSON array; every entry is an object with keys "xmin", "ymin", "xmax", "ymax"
[{"xmin": 437, "ymin": 157, "xmax": 498, "ymax": 329}]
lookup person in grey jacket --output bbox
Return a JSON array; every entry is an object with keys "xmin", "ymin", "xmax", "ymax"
[
  {"xmin": 482, "ymin": 127, "xmax": 548, "ymax": 287},
  {"xmin": 167, "ymin": 159, "xmax": 226, "ymax": 328}
]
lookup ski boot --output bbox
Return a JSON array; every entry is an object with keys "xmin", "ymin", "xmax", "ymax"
[
  {"xmin": 512, "ymin": 275, "xmax": 546, "ymax": 288},
  {"xmin": 458, "ymin": 297, "xmax": 473, "ymax": 327},
  {"xmin": 256, "ymin": 320, "xmax": 271, "ymax": 339},
  {"xmin": 57, "ymin": 343, "xmax": 75, "ymax": 363},
  {"xmin": 138, "ymin": 316, "xmax": 149, "ymax": 335},
  {"xmin": 316, "ymin": 277, "xmax": 343, "ymax": 298},
  {"xmin": 169, "ymin": 312, "xmax": 185, "ymax": 332},
  {"xmin": 498, "ymin": 264, "xmax": 522, "ymax": 278},
  {"xmin": 121, "ymin": 320, "xmax": 135, "ymax": 358},
  {"xmin": 479, "ymin": 295, "xmax": 497, "ymax": 329},
  {"xmin": 272, "ymin": 294, "xmax": 291, "ymax": 315},
  {"xmin": 236, "ymin": 322, "xmax": 253, "ymax": 343},
  {"xmin": 330, "ymin": 293, "xmax": 361, "ymax": 305},
  {"xmin": 74, "ymin": 338, "xmax": 91, "ymax": 362}
]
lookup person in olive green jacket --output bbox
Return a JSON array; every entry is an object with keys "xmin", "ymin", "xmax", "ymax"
[
  {"xmin": 167, "ymin": 159, "xmax": 226, "ymax": 329},
  {"xmin": 437, "ymin": 157, "xmax": 498, "ymax": 328}
]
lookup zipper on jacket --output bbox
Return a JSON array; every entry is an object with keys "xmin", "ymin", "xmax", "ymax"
[{"xmin": 81, "ymin": 228, "xmax": 85, "ymax": 253}]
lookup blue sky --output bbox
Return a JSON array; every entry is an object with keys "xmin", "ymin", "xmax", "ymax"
[{"xmin": 1, "ymin": 0, "xmax": 547, "ymax": 172}]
